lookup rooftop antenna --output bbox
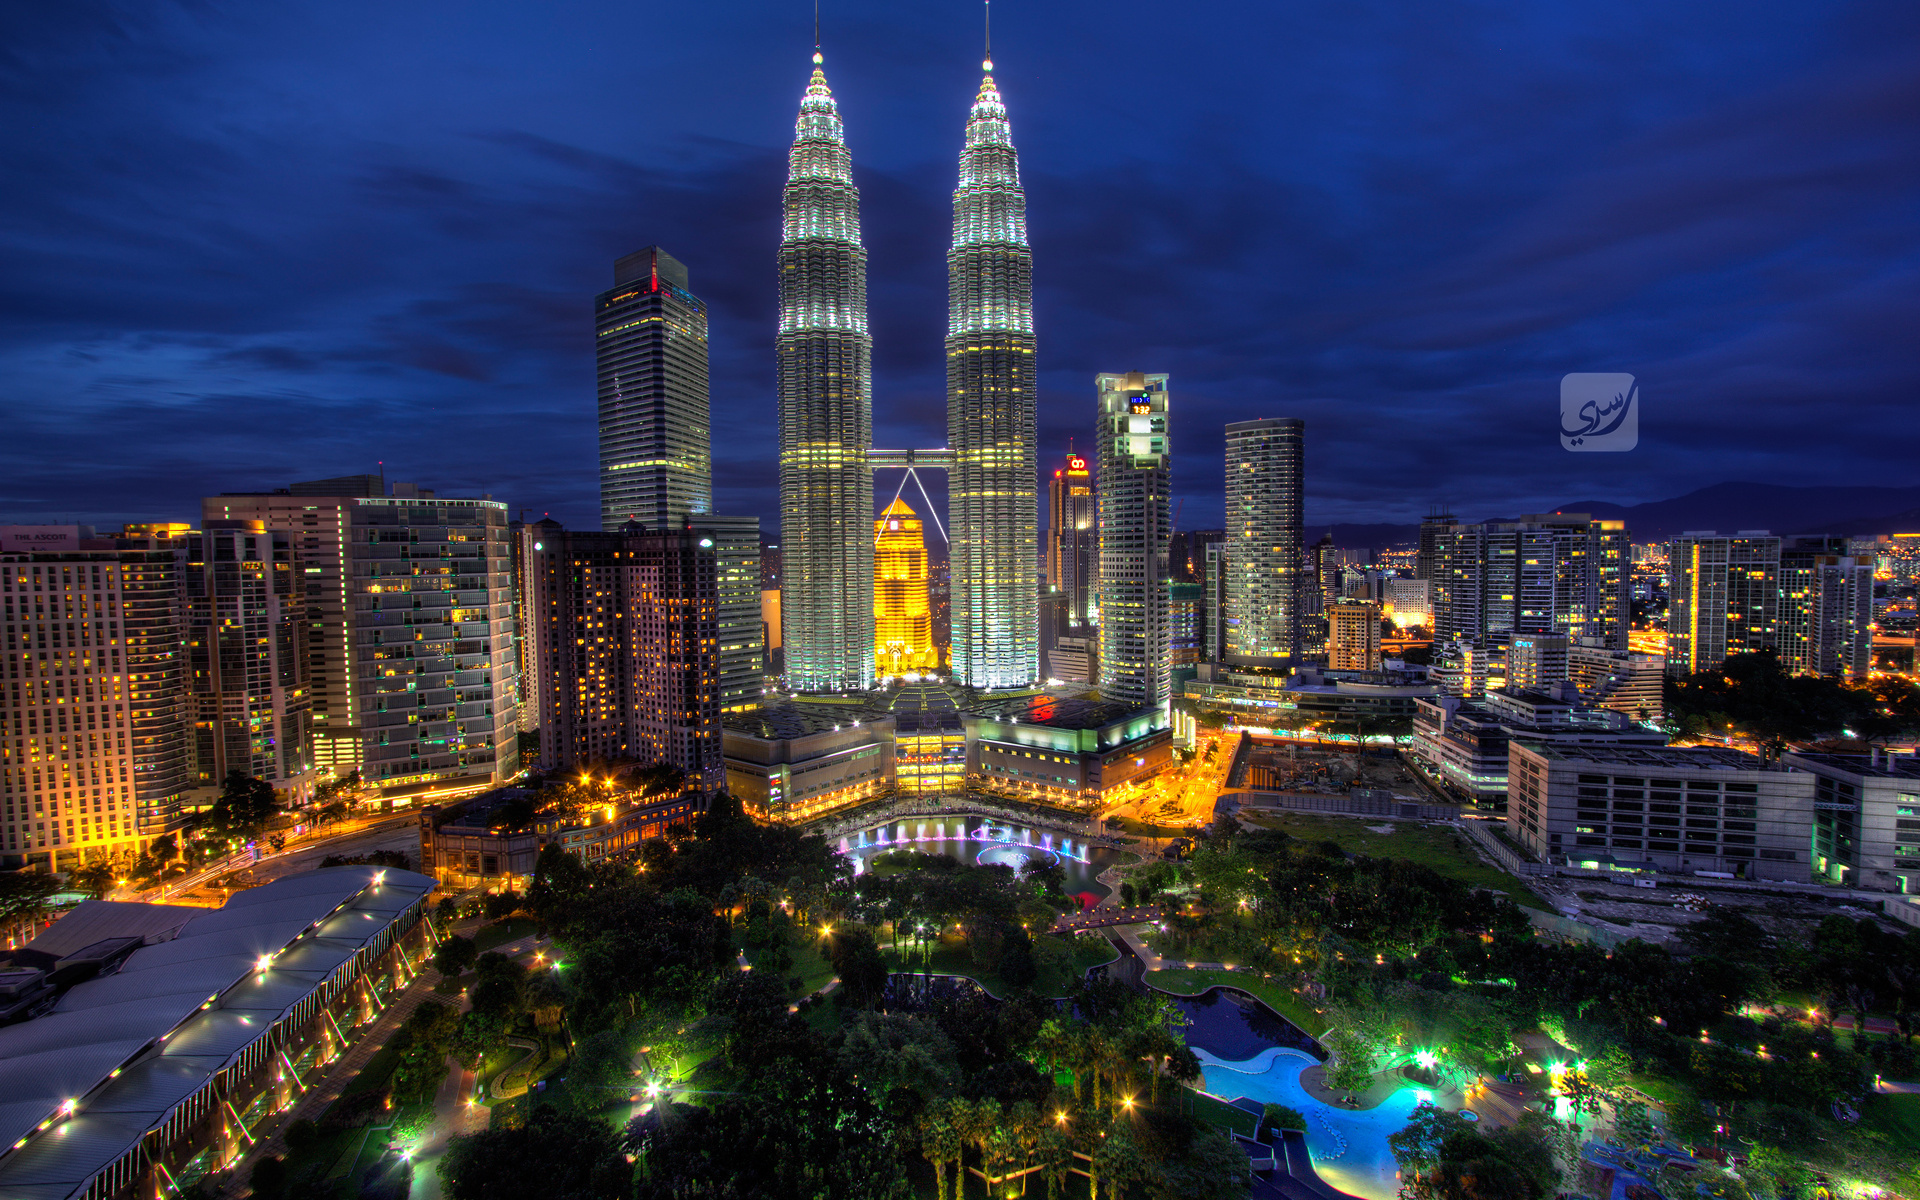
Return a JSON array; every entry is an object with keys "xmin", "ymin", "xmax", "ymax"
[{"xmin": 983, "ymin": 0, "xmax": 992, "ymax": 71}]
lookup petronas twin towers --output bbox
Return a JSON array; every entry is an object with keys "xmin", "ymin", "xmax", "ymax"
[{"xmin": 778, "ymin": 51, "xmax": 1038, "ymax": 693}]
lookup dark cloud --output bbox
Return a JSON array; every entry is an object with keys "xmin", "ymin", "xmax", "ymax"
[{"xmin": 0, "ymin": 0, "xmax": 1914, "ymax": 535}]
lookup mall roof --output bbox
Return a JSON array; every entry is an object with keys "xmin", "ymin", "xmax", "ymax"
[
  {"xmin": 966, "ymin": 692, "xmax": 1148, "ymax": 731},
  {"xmin": 724, "ymin": 700, "xmax": 894, "ymax": 741},
  {"xmin": 0, "ymin": 865, "xmax": 434, "ymax": 1200},
  {"xmin": 25, "ymin": 900, "xmax": 201, "ymax": 958}
]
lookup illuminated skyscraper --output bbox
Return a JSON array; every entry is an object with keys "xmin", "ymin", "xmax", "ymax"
[
  {"xmin": 206, "ymin": 481, "xmax": 521, "ymax": 798},
  {"xmin": 1327, "ymin": 599, "xmax": 1381, "ymax": 671},
  {"xmin": 778, "ymin": 54, "xmax": 874, "ymax": 692},
  {"xmin": 1046, "ymin": 452, "xmax": 1095, "ymax": 625},
  {"xmin": 1223, "ymin": 417, "xmax": 1304, "ymax": 664},
  {"xmin": 520, "ymin": 520, "xmax": 722, "ymax": 791},
  {"xmin": 185, "ymin": 522, "xmax": 312, "ymax": 794},
  {"xmin": 947, "ymin": 62, "xmax": 1039, "ymax": 690},
  {"xmin": 1433, "ymin": 514, "xmax": 1632, "ymax": 651},
  {"xmin": 1, "ymin": 526, "xmax": 192, "ymax": 868},
  {"xmin": 874, "ymin": 498, "xmax": 937, "ymax": 676},
  {"xmin": 597, "ymin": 246, "xmax": 711, "ymax": 530},
  {"xmin": 1096, "ymin": 372, "xmax": 1172, "ymax": 709}
]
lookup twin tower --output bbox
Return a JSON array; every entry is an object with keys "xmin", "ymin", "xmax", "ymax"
[{"xmin": 778, "ymin": 51, "xmax": 1038, "ymax": 693}]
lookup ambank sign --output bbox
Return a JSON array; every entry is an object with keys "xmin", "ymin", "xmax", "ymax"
[{"xmin": 0, "ymin": 526, "xmax": 85, "ymax": 553}]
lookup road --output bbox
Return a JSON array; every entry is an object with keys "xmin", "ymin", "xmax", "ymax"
[
  {"xmin": 1102, "ymin": 732, "xmax": 1234, "ymax": 831},
  {"xmin": 131, "ymin": 814, "xmax": 422, "ymax": 904}
]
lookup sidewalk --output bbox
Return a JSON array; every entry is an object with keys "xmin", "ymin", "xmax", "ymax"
[
  {"xmin": 216, "ymin": 976, "xmax": 448, "ymax": 1198},
  {"xmin": 409, "ymin": 1060, "xmax": 485, "ymax": 1200}
]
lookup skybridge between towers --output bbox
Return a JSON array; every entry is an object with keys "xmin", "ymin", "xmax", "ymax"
[
  {"xmin": 869, "ymin": 448, "xmax": 954, "ymax": 543},
  {"xmin": 869, "ymin": 448, "xmax": 954, "ymax": 471}
]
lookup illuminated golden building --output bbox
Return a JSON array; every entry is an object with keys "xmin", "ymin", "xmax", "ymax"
[{"xmin": 875, "ymin": 498, "xmax": 938, "ymax": 676}]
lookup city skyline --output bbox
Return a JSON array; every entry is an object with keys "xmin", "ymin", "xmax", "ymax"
[{"xmin": 5, "ymin": 2, "xmax": 1915, "ymax": 536}]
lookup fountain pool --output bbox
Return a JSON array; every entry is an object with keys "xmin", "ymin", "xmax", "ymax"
[{"xmin": 840, "ymin": 818, "xmax": 1122, "ymax": 906}]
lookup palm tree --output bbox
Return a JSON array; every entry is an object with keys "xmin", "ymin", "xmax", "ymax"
[
  {"xmin": 1058, "ymin": 1024, "xmax": 1097, "ymax": 1108},
  {"xmin": 1093, "ymin": 1033, "xmax": 1133, "ymax": 1114},
  {"xmin": 1092, "ymin": 1127, "xmax": 1146, "ymax": 1200},
  {"xmin": 919, "ymin": 1102, "xmax": 964, "ymax": 1200},
  {"xmin": 1129, "ymin": 1025, "xmax": 1184, "ymax": 1106},
  {"xmin": 1032, "ymin": 1018, "xmax": 1072, "ymax": 1085},
  {"xmin": 1007, "ymin": 1101, "xmax": 1042, "ymax": 1195},
  {"xmin": 959, "ymin": 1097, "xmax": 1002, "ymax": 1182},
  {"xmin": 1037, "ymin": 1124, "xmax": 1074, "ymax": 1200}
]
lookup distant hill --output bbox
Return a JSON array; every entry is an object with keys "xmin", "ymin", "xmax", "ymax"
[
  {"xmin": 1301, "ymin": 482, "xmax": 1920, "ymax": 550},
  {"xmin": 1303, "ymin": 522, "xmax": 1418, "ymax": 551},
  {"xmin": 1797, "ymin": 505, "xmax": 1920, "ymax": 538},
  {"xmin": 1546, "ymin": 482, "xmax": 1920, "ymax": 541}
]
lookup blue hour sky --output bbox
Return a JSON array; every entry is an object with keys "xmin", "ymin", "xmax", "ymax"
[{"xmin": 2, "ymin": 0, "xmax": 1915, "ymax": 535}]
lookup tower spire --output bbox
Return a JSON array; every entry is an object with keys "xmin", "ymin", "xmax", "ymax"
[
  {"xmin": 983, "ymin": 0, "xmax": 992, "ymax": 72},
  {"xmin": 779, "ymin": 46, "xmax": 874, "ymax": 693},
  {"xmin": 814, "ymin": 0, "xmax": 821, "ymax": 63},
  {"xmin": 948, "ymin": 32, "xmax": 1037, "ymax": 690}
]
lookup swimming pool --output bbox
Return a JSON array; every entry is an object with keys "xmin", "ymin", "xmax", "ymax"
[{"xmin": 1196, "ymin": 1046, "xmax": 1435, "ymax": 1200}]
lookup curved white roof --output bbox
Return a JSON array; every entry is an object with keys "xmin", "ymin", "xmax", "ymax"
[{"xmin": 0, "ymin": 865, "xmax": 433, "ymax": 1198}]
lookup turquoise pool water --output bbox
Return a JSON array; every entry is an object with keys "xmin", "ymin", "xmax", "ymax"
[{"xmin": 1196, "ymin": 1046, "xmax": 1437, "ymax": 1200}]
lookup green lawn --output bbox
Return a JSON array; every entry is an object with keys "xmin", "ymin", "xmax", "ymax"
[
  {"xmin": 1185, "ymin": 1089, "xmax": 1260, "ymax": 1137},
  {"xmin": 473, "ymin": 917, "xmax": 539, "ymax": 952},
  {"xmin": 1236, "ymin": 811, "xmax": 1550, "ymax": 910},
  {"xmin": 1146, "ymin": 966, "xmax": 1330, "ymax": 1037},
  {"xmin": 744, "ymin": 936, "xmax": 837, "ymax": 996},
  {"xmin": 1861, "ymin": 1092, "xmax": 1920, "ymax": 1154},
  {"xmin": 1623, "ymin": 1075, "xmax": 1691, "ymax": 1106}
]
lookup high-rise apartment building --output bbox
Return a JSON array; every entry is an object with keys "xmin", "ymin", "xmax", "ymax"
[
  {"xmin": 1327, "ymin": 599, "xmax": 1381, "ymax": 671},
  {"xmin": 1778, "ymin": 536, "xmax": 1872, "ymax": 680},
  {"xmin": 1665, "ymin": 532, "xmax": 1868, "ymax": 681},
  {"xmin": 1168, "ymin": 581, "xmax": 1204, "ymax": 668},
  {"xmin": 1507, "ymin": 632, "xmax": 1570, "ymax": 691},
  {"xmin": 207, "ymin": 475, "xmax": 372, "ymax": 775},
  {"xmin": 874, "ymin": 499, "xmax": 938, "ymax": 676},
  {"xmin": 184, "ymin": 522, "xmax": 312, "ymax": 795},
  {"xmin": 778, "ymin": 55, "xmax": 874, "ymax": 693},
  {"xmin": 1223, "ymin": 418, "xmax": 1305, "ymax": 665},
  {"xmin": 1310, "ymin": 534, "xmax": 1339, "ymax": 619},
  {"xmin": 1385, "ymin": 577, "xmax": 1432, "ymax": 628},
  {"xmin": 1096, "ymin": 372, "xmax": 1172, "ymax": 709},
  {"xmin": 206, "ymin": 481, "xmax": 520, "ymax": 798},
  {"xmin": 1202, "ymin": 542, "xmax": 1230, "ymax": 662},
  {"xmin": 2, "ymin": 526, "xmax": 192, "ymax": 868},
  {"xmin": 1567, "ymin": 637, "xmax": 1664, "ymax": 724},
  {"xmin": 521, "ymin": 521, "xmax": 722, "ymax": 791},
  {"xmin": 1046, "ymin": 452, "xmax": 1096, "ymax": 626},
  {"xmin": 1184, "ymin": 530, "xmax": 1226, "ymax": 586},
  {"xmin": 700, "ymin": 515, "xmax": 764, "ymax": 712},
  {"xmin": 1433, "ymin": 514, "xmax": 1631, "ymax": 650},
  {"xmin": 596, "ymin": 246, "xmax": 712, "ymax": 530},
  {"xmin": 594, "ymin": 246, "xmax": 760, "ymax": 710},
  {"xmin": 948, "ymin": 67, "xmax": 1039, "ymax": 691},
  {"xmin": 1415, "ymin": 509, "xmax": 1456, "ymax": 581},
  {"xmin": 1665, "ymin": 532, "xmax": 1781, "ymax": 676}
]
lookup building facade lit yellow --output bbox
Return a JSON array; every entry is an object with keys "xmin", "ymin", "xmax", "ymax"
[{"xmin": 874, "ymin": 498, "xmax": 938, "ymax": 676}]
